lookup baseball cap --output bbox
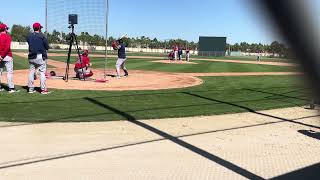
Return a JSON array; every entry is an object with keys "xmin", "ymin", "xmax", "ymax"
[
  {"xmin": 33, "ymin": 22, "xmax": 43, "ymax": 30},
  {"xmin": 0, "ymin": 24, "xmax": 9, "ymax": 31}
]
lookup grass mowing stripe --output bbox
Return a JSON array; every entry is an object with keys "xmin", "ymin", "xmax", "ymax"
[
  {"xmin": 0, "ymin": 76, "xmax": 308, "ymax": 122},
  {"xmin": 48, "ymin": 56, "xmax": 297, "ymax": 73}
]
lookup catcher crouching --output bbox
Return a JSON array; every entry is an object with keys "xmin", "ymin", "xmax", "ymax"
[{"xmin": 74, "ymin": 50, "xmax": 93, "ymax": 79}]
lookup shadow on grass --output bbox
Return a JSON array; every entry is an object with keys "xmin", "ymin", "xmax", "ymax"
[
  {"xmin": 0, "ymin": 86, "xmax": 312, "ymax": 127},
  {"xmin": 0, "ymin": 84, "xmax": 9, "ymax": 91},
  {"xmin": 245, "ymin": 88, "xmax": 309, "ymax": 101},
  {"xmin": 0, "ymin": 86, "xmax": 309, "ymax": 106},
  {"xmin": 182, "ymin": 92, "xmax": 320, "ymax": 130},
  {"xmin": 0, "ymin": 95, "xmax": 309, "ymax": 128}
]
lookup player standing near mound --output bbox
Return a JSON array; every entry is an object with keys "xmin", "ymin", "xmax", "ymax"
[
  {"xmin": 0, "ymin": 23, "xmax": 19, "ymax": 93},
  {"xmin": 174, "ymin": 45, "xmax": 178, "ymax": 61},
  {"xmin": 178, "ymin": 47, "xmax": 183, "ymax": 61},
  {"xmin": 186, "ymin": 47, "xmax": 190, "ymax": 62},
  {"xmin": 112, "ymin": 35, "xmax": 128, "ymax": 79}
]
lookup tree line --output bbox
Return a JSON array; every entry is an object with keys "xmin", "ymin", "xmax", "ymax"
[
  {"xmin": 4, "ymin": 23, "xmax": 291, "ymax": 57},
  {"xmin": 227, "ymin": 41, "xmax": 291, "ymax": 57}
]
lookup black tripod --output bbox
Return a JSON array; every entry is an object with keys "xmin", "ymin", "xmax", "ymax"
[{"xmin": 64, "ymin": 24, "xmax": 85, "ymax": 82}]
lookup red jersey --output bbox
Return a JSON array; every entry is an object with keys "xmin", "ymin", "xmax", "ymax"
[
  {"xmin": 0, "ymin": 33, "xmax": 12, "ymax": 58},
  {"xmin": 75, "ymin": 55, "xmax": 90, "ymax": 69}
]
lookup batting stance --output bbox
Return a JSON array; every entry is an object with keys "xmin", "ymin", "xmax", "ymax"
[
  {"xmin": 27, "ymin": 22, "xmax": 50, "ymax": 94},
  {"xmin": 74, "ymin": 50, "xmax": 93, "ymax": 79},
  {"xmin": 112, "ymin": 37, "xmax": 128, "ymax": 79},
  {"xmin": 0, "ymin": 23, "xmax": 19, "ymax": 93}
]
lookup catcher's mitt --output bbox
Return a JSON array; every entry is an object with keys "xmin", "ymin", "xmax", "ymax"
[
  {"xmin": 50, "ymin": 71, "xmax": 56, "ymax": 76},
  {"xmin": 112, "ymin": 41, "xmax": 118, "ymax": 50}
]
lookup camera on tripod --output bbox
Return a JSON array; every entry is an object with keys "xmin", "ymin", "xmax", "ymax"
[
  {"xmin": 66, "ymin": 14, "xmax": 78, "ymax": 41},
  {"xmin": 68, "ymin": 14, "xmax": 78, "ymax": 25},
  {"xmin": 64, "ymin": 14, "xmax": 85, "ymax": 82}
]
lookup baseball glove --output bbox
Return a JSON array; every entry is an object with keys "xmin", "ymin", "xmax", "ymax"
[{"xmin": 50, "ymin": 71, "xmax": 56, "ymax": 76}]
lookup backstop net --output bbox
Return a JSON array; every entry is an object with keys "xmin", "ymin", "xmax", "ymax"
[{"xmin": 46, "ymin": 0, "xmax": 108, "ymax": 75}]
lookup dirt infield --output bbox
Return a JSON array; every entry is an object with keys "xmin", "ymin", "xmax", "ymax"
[
  {"xmin": 10, "ymin": 52, "xmax": 300, "ymax": 91},
  {"xmin": 4, "ymin": 69, "xmax": 301, "ymax": 91},
  {"xmin": 9, "ymin": 68, "xmax": 203, "ymax": 91}
]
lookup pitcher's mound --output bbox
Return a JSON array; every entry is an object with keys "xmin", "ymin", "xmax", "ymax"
[
  {"xmin": 152, "ymin": 60, "xmax": 198, "ymax": 65},
  {"xmin": 10, "ymin": 69, "xmax": 203, "ymax": 91}
]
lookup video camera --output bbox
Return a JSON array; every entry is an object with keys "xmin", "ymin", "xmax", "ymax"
[{"xmin": 68, "ymin": 14, "xmax": 78, "ymax": 25}]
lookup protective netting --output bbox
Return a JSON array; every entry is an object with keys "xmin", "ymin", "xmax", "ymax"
[
  {"xmin": 46, "ymin": 0, "xmax": 107, "ymax": 49},
  {"xmin": 46, "ymin": 0, "xmax": 108, "ymax": 80}
]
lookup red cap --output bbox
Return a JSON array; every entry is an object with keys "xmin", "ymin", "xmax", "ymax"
[
  {"xmin": 0, "ymin": 24, "xmax": 9, "ymax": 31},
  {"xmin": 33, "ymin": 22, "xmax": 43, "ymax": 30}
]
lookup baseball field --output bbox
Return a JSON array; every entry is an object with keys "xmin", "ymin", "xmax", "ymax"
[{"xmin": 0, "ymin": 51, "xmax": 308, "ymax": 122}]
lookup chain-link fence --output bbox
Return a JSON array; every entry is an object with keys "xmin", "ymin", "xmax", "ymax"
[{"xmin": 198, "ymin": 51, "xmax": 226, "ymax": 57}]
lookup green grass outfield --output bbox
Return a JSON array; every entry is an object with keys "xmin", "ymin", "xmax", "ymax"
[
  {"xmin": 0, "ymin": 76, "xmax": 309, "ymax": 122},
  {"xmin": 0, "ymin": 76, "xmax": 308, "ymax": 122},
  {"xmin": 49, "ymin": 56, "xmax": 297, "ymax": 73},
  {"xmin": 0, "ymin": 54, "xmax": 307, "ymax": 122},
  {"xmin": 12, "ymin": 55, "xmax": 30, "ymax": 70},
  {"xmin": 11, "ymin": 55, "xmax": 55, "ymax": 70},
  {"xmin": 13, "ymin": 49, "xmax": 293, "ymax": 62}
]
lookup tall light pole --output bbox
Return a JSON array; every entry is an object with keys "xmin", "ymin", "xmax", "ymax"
[
  {"xmin": 45, "ymin": 0, "xmax": 48, "ymax": 36},
  {"xmin": 104, "ymin": 0, "xmax": 109, "ymax": 78}
]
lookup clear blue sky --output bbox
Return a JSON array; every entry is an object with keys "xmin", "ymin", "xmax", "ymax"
[{"xmin": 1, "ymin": 0, "xmax": 319, "ymax": 44}]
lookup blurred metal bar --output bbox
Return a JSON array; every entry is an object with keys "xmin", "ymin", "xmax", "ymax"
[
  {"xmin": 104, "ymin": 0, "xmax": 109, "ymax": 78},
  {"xmin": 45, "ymin": 0, "xmax": 48, "ymax": 36},
  {"xmin": 258, "ymin": 0, "xmax": 320, "ymax": 97}
]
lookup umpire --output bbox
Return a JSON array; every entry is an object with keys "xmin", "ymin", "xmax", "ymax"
[{"xmin": 26, "ymin": 22, "xmax": 50, "ymax": 94}]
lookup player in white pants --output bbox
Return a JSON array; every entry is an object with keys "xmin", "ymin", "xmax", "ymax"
[
  {"xmin": 26, "ymin": 22, "xmax": 50, "ymax": 94},
  {"xmin": 186, "ymin": 48, "xmax": 190, "ymax": 62},
  {"xmin": 28, "ymin": 54, "xmax": 47, "ymax": 93},
  {"xmin": 113, "ymin": 37, "xmax": 128, "ymax": 79},
  {"xmin": 0, "ymin": 23, "xmax": 19, "ymax": 93},
  {"xmin": 174, "ymin": 45, "xmax": 178, "ymax": 61},
  {"xmin": 0, "ymin": 57, "xmax": 15, "ymax": 92}
]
